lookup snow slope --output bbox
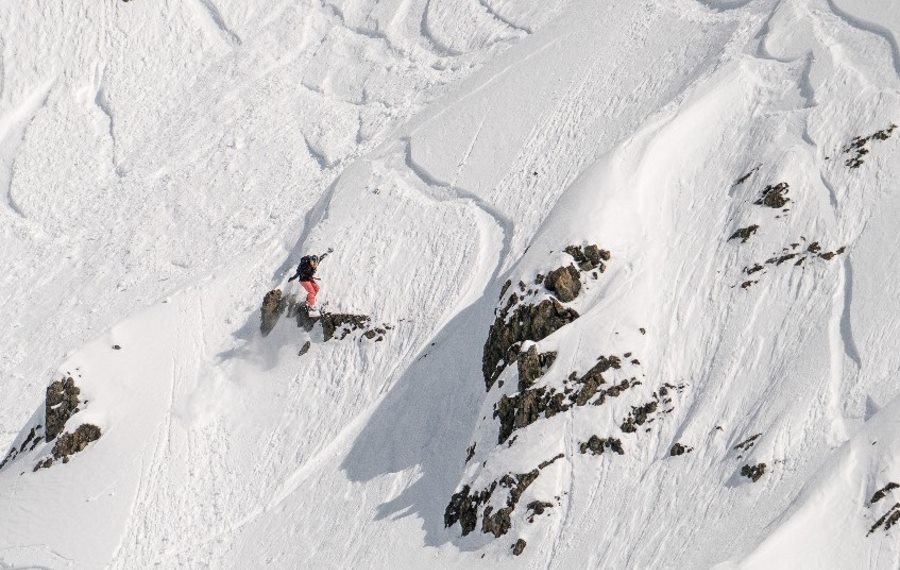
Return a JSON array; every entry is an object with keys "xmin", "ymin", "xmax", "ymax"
[{"xmin": 2, "ymin": 0, "xmax": 900, "ymax": 567}]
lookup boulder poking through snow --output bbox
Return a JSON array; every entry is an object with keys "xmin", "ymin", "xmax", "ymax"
[
  {"xmin": 260, "ymin": 289, "xmax": 286, "ymax": 336},
  {"xmin": 483, "ymin": 299, "xmax": 579, "ymax": 390},
  {"xmin": 544, "ymin": 265, "xmax": 581, "ymax": 302},
  {"xmin": 45, "ymin": 376, "xmax": 81, "ymax": 441},
  {"xmin": 33, "ymin": 424, "xmax": 102, "ymax": 471},
  {"xmin": 564, "ymin": 244, "xmax": 610, "ymax": 272}
]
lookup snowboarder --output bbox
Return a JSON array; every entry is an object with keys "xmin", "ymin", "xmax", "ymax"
[{"xmin": 287, "ymin": 251, "xmax": 329, "ymax": 315}]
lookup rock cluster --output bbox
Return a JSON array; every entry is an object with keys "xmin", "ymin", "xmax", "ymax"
[
  {"xmin": 563, "ymin": 244, "xmax": 610, "ymax": 272},
  {"xmin": 482, "ymin": 298, "xmax": 578, "ymax": 390},
  {"xmin": 445, "ymin": 455, "xmax": 560, "ymax": 539},
  {"xmin": 46, "ymin": 377, "xmax": 81, "ymax": 440},
  {"xmin": 260, "ymin": 288, "xmax": 391, "ymax": 343},
  {"xmin": 35, "ymin": 424, "xmax": 103, "ymax": 471},
  {"xmin": 739, "ymin": 239, "xmax": 847, "ymax": 289},
  {"xmin": 740, "ymin": 462, "xmax": 766, "ymax": 482},
  {"xmin": 494, "ymin": 354, "xmax": 633, "ymax": 444},
  {"xmin": 868, "ymin": 503, "xmax": 900, "ymax": 536},
  {"xmin": 754, "ymin": 182, "xmax": 790, "ymax": 209},
  {"xmin": 843, "ymin": 124, "xmax": 897, "ymax": 169},
  {"xmin": 578, "ymin": 435, "xmax": 624, "ymax": 456}
]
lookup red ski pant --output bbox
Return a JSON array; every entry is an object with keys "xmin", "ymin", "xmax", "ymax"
[{"xmin": 300, "ymin": 280, "xmax": 320, "ymax": 307}]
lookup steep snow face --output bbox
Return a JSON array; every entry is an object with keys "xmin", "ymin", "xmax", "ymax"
[
  {"xmin": 1, "ymin": 0, "xmax": 900, "ymax": 568},
  {"xmin": 0, "ymin": 0, "xmax": 542, "ymax": 447}
]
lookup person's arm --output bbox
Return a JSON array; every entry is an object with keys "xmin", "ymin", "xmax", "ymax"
[{"xmin": 287, "ymin": 266, "xmax": 300, "ymax": 281}]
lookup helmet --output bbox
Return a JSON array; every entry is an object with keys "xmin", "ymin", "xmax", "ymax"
[{"xmin": 309, "ymin": 255, "xmax": 319, "ymax": 263}]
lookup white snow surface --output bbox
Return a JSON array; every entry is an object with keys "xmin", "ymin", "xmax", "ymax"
[{"xmin": 1, "ymin": 0, "xmax": 900, "ymax": 567}]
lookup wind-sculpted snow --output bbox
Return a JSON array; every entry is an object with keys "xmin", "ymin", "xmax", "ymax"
[{"xmin": 3, "ymin": 0, "xmax": 900, "ymax": 567}]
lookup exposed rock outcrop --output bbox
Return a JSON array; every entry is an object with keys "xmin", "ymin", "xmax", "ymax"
[
  {"xmin": 563, "ymin": 244, "xmax": 610, "ymax": 272},
  {"xmin": 482, "ymin": 299, "xmax": 579, "ymax": 390},
  {"xmin": 445, "ymin": 457, "xmax": 560, "ymax": 538},
  {"xmin": 843, "ymin": 124, "xmax": 897, "ymax": 169},
  {"xmin": 872, "ymin": 482, "xmax": 900, "ymax": 505},
  {"xmin": 869, "ymin": 503, "xmax": 900, "ymax": 536},
  {"xmin": 52, "ymin": 424, "xmax": 101, "ymax": 461},
  {"xmin": 544, "ymin": 265, "xmax": 581, "ymax": 302},
  {"xmin": 260, "ymin": 289, "xmax": 285, "ymax": 336},
  {"xmin": 728, "ymin": 225, "xmax": 759, "ymax": 243},
  {"xmin": 512, "ymin": 539, "xmax": 527, "ymax": 556},
  {"xmin": 579, "ymin": 435, "xmax": 624, "ymax": 456},
  {"xmin": 481, "ymin": 470, "xmax": 539, "ymax": 538},
  {"xmin": 516, "ymin": 345, "xmax": 557, "ymax": 391},
  {"xmin": 741, "ymin": 462, "xmax": 766, "ymax": 482},
  {"xmin": 45, "ymin": 377, "xmax": 81, "ymax": 441},
  {"xmin": 494, "ymin": 355, "xmax": 632, "ymax": 444},
  {"xmin": 754, "ymin": 182, "xmax": 790, "ymax": 209}
]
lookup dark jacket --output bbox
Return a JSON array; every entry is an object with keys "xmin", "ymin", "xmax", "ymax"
[{"xmin": 288, "ymin": 253, "xmax": 327, "ymax": 282}]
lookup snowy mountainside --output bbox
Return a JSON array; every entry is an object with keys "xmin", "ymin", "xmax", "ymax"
[{"xmin": 2, "ymin": 0, "xmax": 900, "ymax": 568}]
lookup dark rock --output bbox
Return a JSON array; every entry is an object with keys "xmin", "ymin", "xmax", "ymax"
[
  {"xmin": 482, "ymin": 505, "xmax": 513, "ymax": 537},
  {"xmin": 670, "ymin": 443, "xmax": 692, "ymax": 456},
  {"xmin": 729, "ymin": 225, "xmax": 759, "ymax": 243},
  {"xmin": 872, "ymin": 482, "xmax": 900, "ymax": 504},
  {"xmin": 444, "ymin": 483, "xmax": 496, "ymax": 536},
  {"xmin": 734, "ymin": 433, "xmax": 762, "ymax": 451},
  {"xmin": 745, "ymin": 263, "xmax": 764, "ymax": 275},
  {"xmin": 465, "ymin": 443, "xmax": 476, "ymax": 463},
  {"xmin": 112, "ymin": 344, "xmax": 122, "ymax": 350},
  {"xmin": 620, "ymin": 400, "xmax": 658, "ymax": 433},
  {"xmin": 298, "ymin": 341, "xmax": 311, "ymax": 356},
  {"xmin": 495, "ymin": 389, "xmax": 549, "ymax": 444},
  {"xmin": 499, "ymin": 279, "xmax": 512, "ymax": 301},
  {"xmin": 482, "ymin": 299, "xmax": 579, "ymax": 390},
  {"xmin": 526, "ymin": 500, "xmax": 553, "ymax": 518},
  {"xmin": 517, "ymin": 346, "xmax": 557, "ymax": 391},
  {"xmin": 741, "ymin": 462, "xmax": 766, "ymax": 482},
  {"xmin": 734, "ymin": 166, "xmax": 760, "ymax": 186},
  {"xmin": 544, "ymin": 265, "xmax": 581, "ymax": 302},
  {"xmin": 45, "ymin": 377, "xmax": 81, "ymax": 441},
  {"xmin": 869, "ymin": 502, "xmax": 900, "ymax": 536},
  {"xmin": 564, "ymin": 244, "xmax": 610, "ymax": 272},
  {"xmin": 766, "ymin": 253, "xmax": 798, "ymax": 266},
  {"xmin": 321, "ymin": 313, "xmax": 371, "ymax": 341},
  {"xmin": 538, "ymin": 453, "xmax": 564, "ymax": 469},
  {"xmin": 52, "ymin": 424, "xmax": 101, "ymax": 459},
  {"xmin": 579, "ymin": 435, "xmax": 624, "ymax": 455},
  {"xmin": 843, "ymin": 124, "xmax": 897, "ymax": 168},
  {"xmin": 446, "ymin": 465, "xmax": 545, "ymax": 538},
  {"xmin": 260, "ymin": 289, "xmax": 285, "ymax": 336},
  {"xmin": 512, "ymin": 539, "xmax": 527, "ymax": 556},
  {"xmin": 807, "ymin": 241, "xmax": 821, "ymax": 253},
  {"xmin": 754, "ymin": 182, "xmax": 790, "ymax": 208}
]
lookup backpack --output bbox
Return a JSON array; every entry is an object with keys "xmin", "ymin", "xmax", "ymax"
[{"xmin": 297, "ymin": 255, "xmax": 317, "ymax": 281}]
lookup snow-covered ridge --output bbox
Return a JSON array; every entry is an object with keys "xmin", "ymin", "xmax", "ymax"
[{"xmin": 2, "ymin": 0, "xmax": 900, "ymax": 567}]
